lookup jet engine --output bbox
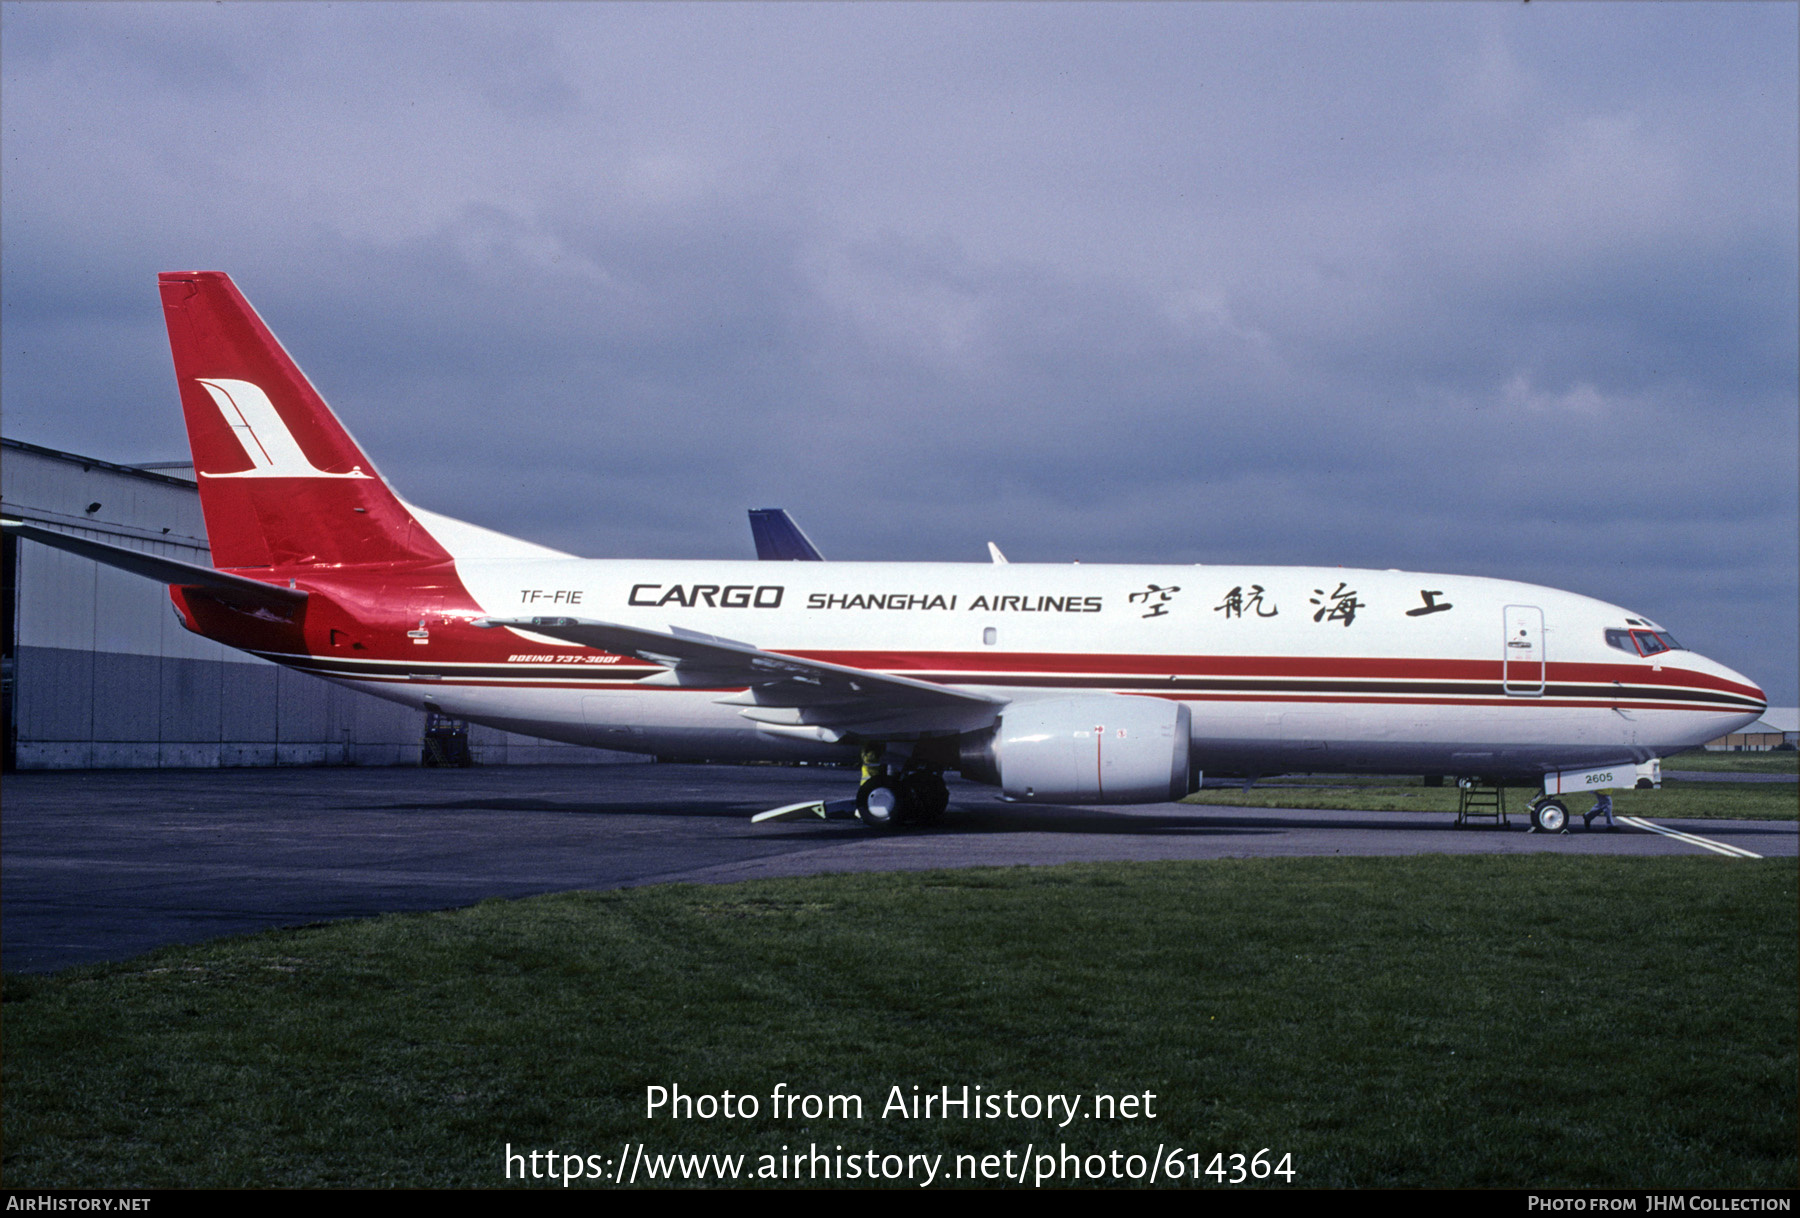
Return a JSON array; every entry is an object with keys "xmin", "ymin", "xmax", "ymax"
[{"xmin": 958, "ymin": 695, "xmax": 1195, "ymax": 804}]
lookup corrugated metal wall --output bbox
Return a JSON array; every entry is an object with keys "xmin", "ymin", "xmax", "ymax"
[{"xmin": 2, "ymin": 439, "xmax": 642, "ymax": 769}]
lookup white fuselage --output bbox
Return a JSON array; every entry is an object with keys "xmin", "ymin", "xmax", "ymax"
[{"xmin": 289, "ymin": 556, "xmax": 1766, "ymax": 780}]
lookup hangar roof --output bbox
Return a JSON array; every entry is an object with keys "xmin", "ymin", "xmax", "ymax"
[
  {"xmin": 2, "ymin": 437, "xmax": 196, "ymax": 488},
  {"xmin": 1754, "ymin": 707, "xmax": 1798, "ymax": 735}
]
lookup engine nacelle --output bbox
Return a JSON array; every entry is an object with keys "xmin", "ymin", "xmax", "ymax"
[{"xmin": 959, "ymin": 695, "xmax": 1195, "ymax": 804}]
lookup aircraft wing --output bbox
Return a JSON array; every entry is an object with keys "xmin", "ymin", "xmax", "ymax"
[
  {"xmin": 478, "ymin": 615, "xmax": 1002, "ymax": 738},
  {"xmin": 3, "ymin": 518, "xmax": 308, "ymax": 613}
]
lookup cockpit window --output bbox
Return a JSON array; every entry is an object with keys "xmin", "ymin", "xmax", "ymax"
[{"xmin": 1607, "ymin": 628, "xmax": 1684, "ymax": 657}]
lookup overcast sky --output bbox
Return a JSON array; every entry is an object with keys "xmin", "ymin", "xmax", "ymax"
[{"xmin": 3, "ymin": 1, "xmax": 1795, "ymax": 702}]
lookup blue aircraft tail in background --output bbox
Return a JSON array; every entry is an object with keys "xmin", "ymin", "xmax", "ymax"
[{"xmin": 749, "ymin": 508, "xmax": 826, "ymax": 561}]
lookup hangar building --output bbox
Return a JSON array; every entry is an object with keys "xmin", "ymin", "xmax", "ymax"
[
  {"xmin": 2, "ymin": 437, "xmax": 640, "ymax": 771},
  {"xmin": 1704, "ymin": 707, "xmax": 1799, "ymax": 752}
]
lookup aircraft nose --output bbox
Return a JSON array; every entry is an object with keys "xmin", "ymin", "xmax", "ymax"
[{"xmin": 1688, "ymin": 652, "xmax": 1767, "ymax": 714}]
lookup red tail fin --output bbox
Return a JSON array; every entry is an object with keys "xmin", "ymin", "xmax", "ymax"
[{"xmin": 159, "ymin": 271, "xmax": 448, "ymax": 571}]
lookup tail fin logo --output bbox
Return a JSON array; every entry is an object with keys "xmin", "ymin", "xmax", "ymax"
[{"xmin": 194, "ymin": 378, "xmax": 371, "ymax": 480}]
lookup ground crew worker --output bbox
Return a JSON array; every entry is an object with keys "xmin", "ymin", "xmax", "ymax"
[{"xmin": 1584, "ymin": 791, "xmax": 1615, "ymax": 830}]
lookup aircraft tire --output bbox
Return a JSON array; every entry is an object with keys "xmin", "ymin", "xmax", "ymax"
[
  {"xmin": 901, "ymin": 771, "xmax": 949, "ymax": 824},
  {"xmin": 856, "ymin": 777, "xmax": 908, "ymax": 829},
  {"xmin": 1533, "ymin": 799, "xmax": 1569, "ymax": 834}
]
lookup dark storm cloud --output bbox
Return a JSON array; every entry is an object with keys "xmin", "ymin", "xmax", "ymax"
[{"xmin": 2, "ymin": 1, "xmax": 1794, "ymax": 698}]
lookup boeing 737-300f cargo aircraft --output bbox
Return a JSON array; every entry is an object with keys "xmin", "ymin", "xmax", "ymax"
[{"xmin": 3, "ymin": 272, "xmax": 1769, "ymax": 831}]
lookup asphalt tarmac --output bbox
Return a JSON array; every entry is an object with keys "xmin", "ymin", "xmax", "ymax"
[{"xmin": 3, "ymin": 763, "xmax": 1793, "ymax": 973}]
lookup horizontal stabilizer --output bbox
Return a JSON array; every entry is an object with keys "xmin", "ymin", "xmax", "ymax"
[{"xmin": 3, "ymin": 519, "xmax": 308, "ymax": 612}]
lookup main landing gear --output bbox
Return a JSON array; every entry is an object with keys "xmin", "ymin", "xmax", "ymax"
[
  {"xmin": 748, "ymin": 745, "xmax": 952, "ymax": 828},
  {"xmin": 854, "ymin": 744, "xmax": 949, "ymax": 828},
  {"xmin": 856, "ymin": 770, "xmax": 949, "ymax": 828}
]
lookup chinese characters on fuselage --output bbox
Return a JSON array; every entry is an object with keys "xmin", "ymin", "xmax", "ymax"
[
  {"xmin": 1214, "ymin": 585, "xmax": 1278, "ymax": 619},
  {"xmin": 1310, "ymin": 582, "xmax": 1362, "ymax": 627},
  {"xmin": 1406, "ymin": 589, "xmax": 1453, "ymax": 616},
  {"xmin": 1128, "ymin": 584, "xmax": 1181, "ymax": 618}
]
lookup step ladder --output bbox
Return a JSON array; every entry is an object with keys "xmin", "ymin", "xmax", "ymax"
[{"xmin": 1455, "ymin": 781, "xmax": 1508, "ymax": 827}]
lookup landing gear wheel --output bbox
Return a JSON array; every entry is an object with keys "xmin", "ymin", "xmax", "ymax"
[
  {"xmin": 1532, "ymin": 799, "xmax": 1569, "ymax": 834},
  {"xmin": 900, "ymin": 771, "xmax": 949, "ymax": 824},
  {"xmin": 856, "ymin": 777, "xmax": 909, "ymax": 828}
]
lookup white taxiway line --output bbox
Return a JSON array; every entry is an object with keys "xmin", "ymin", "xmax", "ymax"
[{"xmin": 1617, "ymin": 815, "xmax": 1762, "ymax": 859}]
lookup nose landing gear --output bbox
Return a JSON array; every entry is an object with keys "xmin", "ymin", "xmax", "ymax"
[{"xmin": 1527, "ymin": 797, "xmax": 1570, "ymax": 834}]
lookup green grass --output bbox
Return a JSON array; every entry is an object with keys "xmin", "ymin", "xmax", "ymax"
[
  {"xmin": 1186, "ymin": 776, "xmax": 1798, "ymax": 820},
  {"xmin": 1663, "ymin": 750, "xmax": 1798, "ymax": 775},
  {"xmin": 4, "ymin": 858, "xmax": 1794, "ymax": 1189}
]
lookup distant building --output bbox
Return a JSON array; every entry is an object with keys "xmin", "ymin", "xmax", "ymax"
[
  {"xmin": 2, "ymin": 437, "xmax": 643, "ymax": 770},
  {"xmin": 1703, "ymin": 706, "xmax": 1798, "ymax": 752}
]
